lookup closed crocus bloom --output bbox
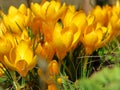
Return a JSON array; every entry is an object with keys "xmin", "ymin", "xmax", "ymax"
[
  {"xmin": 31, "ymin": 0, "xmax": 66, "ymax": 22},
  {"xmin": 38, "ymin": 60, "xmax": 59, "ymax": 85},
  {"xmin": 109, "ymin": 12, "xmax": 120, "ymax": 34},
  {"xmin": 48, "ymin": 84, "xmax": 57, "ymax": 90},
  {"xmin": 112, "ymin": 6, "xmax": 120, "ymax": 16},
  {"xmin": 4, "ymin": 41, "xmax": 37, "ymax": 77},
  {"xmin": 82, "ymin": 25, "xmax": 99, "ymax": 55},
  {"xmin": 98, "ymin": 24, "xmax": 114, "ymax": 47},
  {"xmin": 62, "ymin": 5, "xmax": 76, "ymax": 26},
  {"xmin": 113, "ymin": 0, "xmax": 120, "ymax": 41},
  {"xmin": 63, "ymin": 6, "xmax": 87, "ymax": 49},
  {"xmin": 81, "ymin": 16, "xmax": 100, "ymax": 55},
  {"xmin": 48, "ymin": 60, "xmax": 59, "ymax": 75},
  {"xmin": 91, "ymin": 5, "xmax": 111, "ymax": 26},
  {"xmin": 111, "ymin": 7, "xmax": 120, "ymax": 41},
  {"xmin": 3, "ymin": 4, "xmax": 32, "ymax": 34},
  {"xmin": 53, "ymin": 23, "xmax": 73, "ymax": 59},
  {"xmin": 63, "ymin": 5, "xmax": 86, "ymax": 27}
]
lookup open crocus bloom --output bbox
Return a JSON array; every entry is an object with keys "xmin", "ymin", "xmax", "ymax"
[
  {"xmin": 31, "ymin": 0, "xmax": 66, "ymax": 22},
  {"xmin": 3, "ymin": 4, "xmax": 32, "ymax": 34},
  {"xmin": 31, "ymin": 0, "xmax": 67, "ymax": 43},
  {"xmin": 81, "ymin": 15, "xmax": 113, "ymax": 55},
  {"xmin": 4, "ymin": 41, "xmax": 37, "ymax": 77},
  {"xmin": 82, "ymin": 24, "xmax": 113, "ymax": 55}
]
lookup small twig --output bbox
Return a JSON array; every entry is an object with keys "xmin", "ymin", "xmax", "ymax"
[
  {"xmin": 77, "ymin": 55, "xmax": 103, "ymax": 59},
  {"xmin": 26, "ymin": 0, "xmax": 31, "ymax": 8}
]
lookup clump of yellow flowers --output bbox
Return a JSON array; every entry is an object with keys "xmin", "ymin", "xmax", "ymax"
[{"xmin": 0, "ymin": 0, "xmax": 120, "ymax": 90}]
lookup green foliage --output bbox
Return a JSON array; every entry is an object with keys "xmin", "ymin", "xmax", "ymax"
[
  {"xmin": 27, "ymin": 27, "xmax": 34, "ymax": 39},
  {"xmin": 61, "ymin": 43, "xmax": 86, "ymax": 81},
  {"xmin": 60, "ymin": 38, "xmax": 120, "ymax": 90},
  {"xmin": 98, "ymin": 38, "xmax": 120, "ymax": 64},
  {"xmin": 75, "ymin": 66, "xmax": 120, "ymax": 90}
]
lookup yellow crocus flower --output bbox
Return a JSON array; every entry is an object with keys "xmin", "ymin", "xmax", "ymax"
[
  {"xmin": 53, "ymin": 23, "xmax": 73, "ymax": 59},
  {"xmin": 111, "ymin": 4, "xmax": 120, "ymax": 40},
  {"xmin": 91, "ymin": 5, "xmax": 111, "ymax": 26},
  {"xmin": 48, "ymin": 60, "xmax": 59, "ymax": 90},
  {"xmin": 48, "ymin": 60, "xmax": 59, "ymax": 75},
  {"xmin": 4, "ymin": 41, "xmax": 37, "ymax": 77},
  {"xmin": 62, "ymin": 6, "xmax": 87, "ymax": 49},
  {"xmin": 31, "ymin": 0, "xmax": 66, "ymax": 22},
  {"xmin": 112, "ymin": 5, "xmax": 120, "ymax": 16},
  {"xmin": 111, "ymin": 5, "xmax": 120, "ymax": 35},
  {"xmin": 53, "ymin": 6, "xmax": 87, "ymax": 59},
  {"xmin": 38, "ymin": 60, "xmax": 59, "ymax": 85},
  {"xmin": 3, "ymin": 4, "xmax": 32, "ymax": 34},
  {"xmin": 109, "ymin": 12, "xmax": 120, "ymax": 35},
  {"xmin": 81, "ymin": 15, "xmax": 113, "ymax": 55},
  {"xmin": 81, "ymin": 26, "xmax": 99, "ymax": 55},
  {"xmin": 48, "ymin": 84, "xmax": 57, "ymax": 90},
  {"xmin": 31, "ymin": 0, "xmax": 67, "ymax": 43}
]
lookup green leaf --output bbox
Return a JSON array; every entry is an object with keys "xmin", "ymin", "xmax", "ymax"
[{"xmin": 75, "ymin": 67, "xmax": 120, "ymax": 90}]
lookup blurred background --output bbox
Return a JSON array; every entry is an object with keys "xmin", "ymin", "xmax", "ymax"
[{"xmin": 0, "ymin": 0, "xmax": 117, "ymax": 14}]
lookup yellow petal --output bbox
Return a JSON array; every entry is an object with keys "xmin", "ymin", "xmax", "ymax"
[
  {"xmin": 4, "ymin": 55, "xmax": 16, "ymax": 70},
  {"xmin": 27, "ymin": 55, "xmax": 37, "ymax": 70},
  {"xmin": 8, "ymin": 6, "xmax": 17, "ymax": 16},
  {"xmin": 31, "ymin": 3, "xmax": 42, "ymax": 17},
  {"xmin": 53, "ymin": 23, "xmax": 66, "ymax": 52},
  {"xmin": 0, "ymin": 38, "xmax": 12, "ymax": 54},
  {"xmin": 48, "ymin": 60, "xmax": 59, "ymax": 75},
  {"xmin": 16, "ymin": 60, "xmax": 28, "ymax": 72},
  {"xmin": 56, "ymin": 51, "xmax": 67, "ymax": 60},
  {"xmin": 61, "ymin": 28, "xmax": 73, "ymax": 49},
  {"xmin": 63, "ymin": 9, "xmax": 74, "ymax": 26},
  {"xmin": 87, "ymin": 15, "xmax": 95, "ymax": 26},
  {"xmin": 72, "ymin": 11, "xmax": 86, "ymax": 27},
  {"xmin": 18, "ymin": 4, "xmax": 27, "ymax": 15},
  {"xmin": 48, "ymin": 84, "xmax": 57, "ymax": 90},
  {"xmin": 84, "ymin": 28, "xmax": 98, "ymax": 47}
]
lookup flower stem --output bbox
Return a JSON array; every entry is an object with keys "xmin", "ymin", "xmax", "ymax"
[
  {"xmin": 83, "ymin": 56, "xmax": 88, "ymax": 77},
  {"xmin": 10, "ymin": 71, "xmax": 21, "ymax": 90}
]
